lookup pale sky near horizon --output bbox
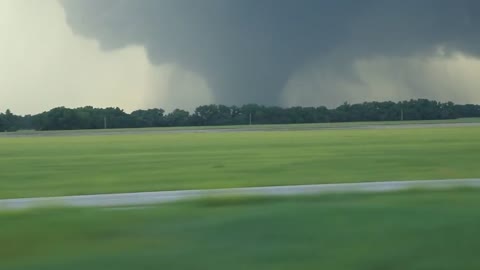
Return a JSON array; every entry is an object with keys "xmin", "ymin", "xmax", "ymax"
[{"xmin": 0, "ymin": 0, "xmax": 213, "ymax": 115}]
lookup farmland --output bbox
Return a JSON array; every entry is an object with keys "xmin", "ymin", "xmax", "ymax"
[
  {"xmin": 2, "ymin": 189, "xmax": 480, "ymax": 269},
  {"xmin": 2, "ymin": 122, "xmax": 480, "ymax": 269},
  {"xmin": 1, "ymin": 124, "xmax": 480, "ymax": 199}
]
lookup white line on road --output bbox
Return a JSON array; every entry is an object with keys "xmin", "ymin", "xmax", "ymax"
[{"xmin": 2, "ymin": 179, "xmax": 480, "ymax": 210}]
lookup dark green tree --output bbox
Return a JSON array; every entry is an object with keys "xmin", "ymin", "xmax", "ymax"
[{"xmin": 166, "ymin": 109, "xmax": 190, "ymax": 126}]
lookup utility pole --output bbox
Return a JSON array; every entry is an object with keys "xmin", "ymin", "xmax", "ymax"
[
  {"xmin": 400, "ymin": 108, "xmax": 404, "ymax": 121},
  {"xmin": 249, "ymin": 113, "xmax": 252, "ymax": 125},
  {"xmin": 104, "ymin": 116, "xmax": 107, "ymax": 129}
]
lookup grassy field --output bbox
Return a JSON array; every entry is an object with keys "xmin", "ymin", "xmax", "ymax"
[
  {"xmin": 1, "ymin": 189, "xmax": 480, "ymax": 269},
  {"xmin": 2, "ymin": 117, "xmax": 480, "ymax": 138},
  {"xmin": 1, "ymin": 126, "xmax": 480, "ymax": 199}
]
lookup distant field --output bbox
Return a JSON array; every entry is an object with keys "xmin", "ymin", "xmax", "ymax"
[
  {"xmin": 2, "ymin": 189, "xmax": 480, "ymax": 269},
  {"xmin": 2, "ymin": 117, "xmax": 480, "ymax": 137},
  {"xmin": 1, "ymin": 124, "xmax": 480, "ymax": 199}
]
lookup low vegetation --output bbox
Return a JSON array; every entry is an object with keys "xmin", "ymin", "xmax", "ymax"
[
  {"xmin": 2, "ymin": 189, "xmax": 480, "ymax": 269},
  {"xmin": 1, "ymin": 126, "xmax": 480, "ymax": 199}
]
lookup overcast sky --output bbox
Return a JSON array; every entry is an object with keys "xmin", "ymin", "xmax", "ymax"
[
  {"xmin": 2, "ymin": 0, "xmax": 480, "ymax": 115},
  {"xmin": 0, "ymin": 0, "xmax": 212, "ymax": 114}
]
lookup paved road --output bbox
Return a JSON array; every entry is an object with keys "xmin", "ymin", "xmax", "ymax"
[
  {"xmin": 1, "ymin": 122, "xmax": 480, "ymax": 138},
  {"xmin": 1, "ymin": 179, "xmax": 480, "ymax": 210}
]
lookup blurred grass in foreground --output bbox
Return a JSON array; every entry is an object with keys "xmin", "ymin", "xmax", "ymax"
[{"xmin": 1, "ymin": 189, "xmax": 480, "ymax": 269}]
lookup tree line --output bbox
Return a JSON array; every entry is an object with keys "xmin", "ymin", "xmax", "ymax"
[{"xmin": 1, "ymin": 99, "xmax": 480, "ymax": 131}]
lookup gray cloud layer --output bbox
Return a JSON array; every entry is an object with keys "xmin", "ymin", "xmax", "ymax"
[{"xmin": 55, "ymin": 0, "xmax": 480, "ymax": 106}]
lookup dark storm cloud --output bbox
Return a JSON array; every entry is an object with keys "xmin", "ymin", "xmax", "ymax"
[{"xmin": 60, "ymin": 0, "xmax": 480, "ymax": 105}]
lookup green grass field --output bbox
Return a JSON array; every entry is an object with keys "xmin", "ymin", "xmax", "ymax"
[
  {"xmin": 1, "ymin": 126, "xmax": 480, "ymax": 199},
  {"xmin": 3, "ymin": 117, "xmax": 480, "ymax": 137},
  {"xmin": 2, "ymin": 189, "xmax": 480, "ymax": 269}
]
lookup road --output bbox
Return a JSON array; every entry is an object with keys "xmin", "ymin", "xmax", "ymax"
[{"xmin": 1, "ymin": 179, "xmax": 480, "ymax": 210}]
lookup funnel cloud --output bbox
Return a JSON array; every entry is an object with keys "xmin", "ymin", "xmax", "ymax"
[{"xmin": 59, "ymin": 0, "xmax": 480, "ymax": 107}]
